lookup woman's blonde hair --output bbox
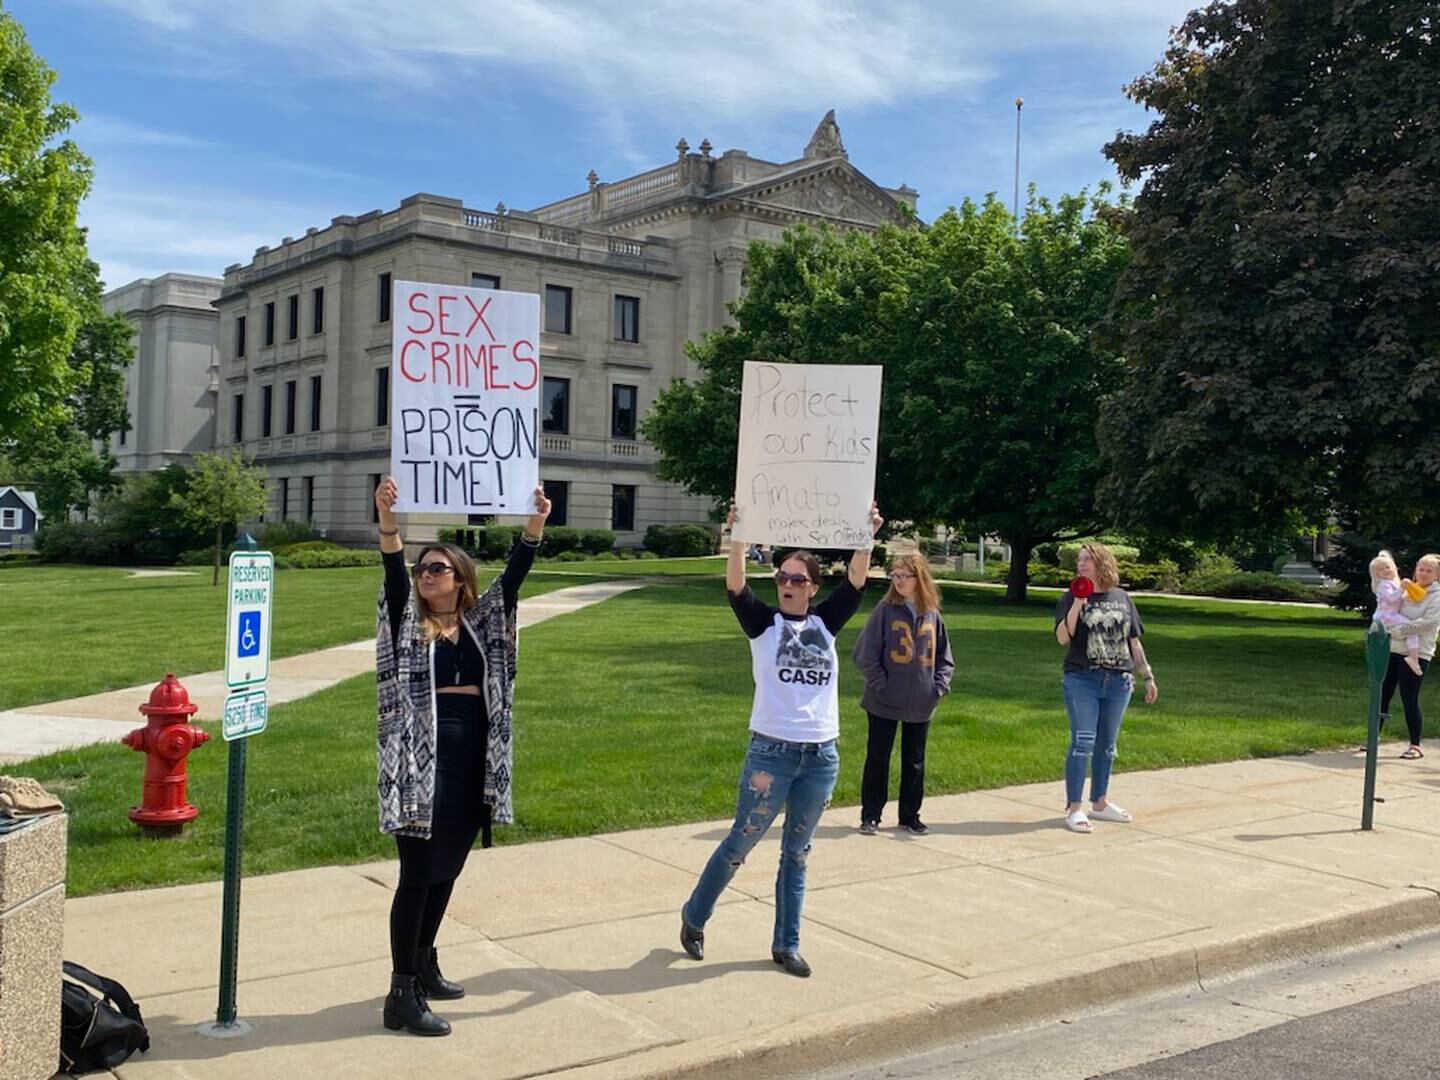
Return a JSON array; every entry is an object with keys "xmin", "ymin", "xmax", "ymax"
[
  {"xmin": 412, "ymin": 542, "xmax": 479, "ymax": 642},
  {"xmin": 1081, "ymin": 542, "xmax": 1120, "ymax": 592},
  {"xmin": 1418, "ymin": 553, "xmax": 1440, "ymax": 578},
  {"xmin": 884, "ymin": 552, "xmax": 941, "ymax": 614}
]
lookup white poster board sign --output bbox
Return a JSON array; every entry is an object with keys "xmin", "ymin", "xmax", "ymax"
[
  {"xmin": 389, "ymin": 280, "xmax": 540, "ymax": 514},
  {"xmin": 732, "ymin": 361, "xmax": 882, "ymax": 550}
]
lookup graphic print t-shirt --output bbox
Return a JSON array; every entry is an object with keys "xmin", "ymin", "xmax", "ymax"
[
  {"xmin": 729, "ymin": 581, "xmax": 863, "ymax": 742},
  {"xmin": 1054, "ymin": 587, "xmax": 1143, "ymax": 674}
]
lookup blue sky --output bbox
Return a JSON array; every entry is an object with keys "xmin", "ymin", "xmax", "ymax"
[{"xmin": 14, "ymin": 0, "xmax": 1198, "ymax": 291}]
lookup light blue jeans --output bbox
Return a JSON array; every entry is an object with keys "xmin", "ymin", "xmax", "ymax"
[
  {"xmin": 683, "ymin": 733, "xmax": 840, "ymax": 953},
  {"xmin": 1062, "ymin": 670, "xmax": 1133, "ymax": 804}
]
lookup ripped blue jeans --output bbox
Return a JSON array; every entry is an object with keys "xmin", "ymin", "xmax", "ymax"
[
  {"xmin": 1062, "ymin": 670, "xmax": 1133, "ymax": 804},
  {"xmin": 683, "ymin": 732, "xmax": 840, "ymax": 953}
]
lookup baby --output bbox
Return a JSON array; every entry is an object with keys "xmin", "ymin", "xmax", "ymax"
[{"xmin": 1372, "ymin": 550, "xmax": 1423, "ymax": 676}]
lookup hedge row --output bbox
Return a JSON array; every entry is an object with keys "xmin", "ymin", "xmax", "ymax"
[{"xmin": 438, "ymin": 526, "xmax": 616, "ymax": 561}]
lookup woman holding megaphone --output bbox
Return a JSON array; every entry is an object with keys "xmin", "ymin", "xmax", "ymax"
[{"xmin": 1053, "ymin": 542, "xmax": 1157, "ymax": 834}]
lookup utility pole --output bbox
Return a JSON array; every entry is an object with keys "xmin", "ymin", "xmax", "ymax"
[{"xmin": 1013, "ymin": 97, "xmax": 1024, "ymax": 235}]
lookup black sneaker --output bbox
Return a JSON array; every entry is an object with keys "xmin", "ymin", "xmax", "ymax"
[
  {"xmin": 680, "ymin": 917, "xmax": 705, "ymax": 960},
  {"xmin": 858, "ymin": 820, "xmax": 879, "ymax": 835},
  {"xmin": 901, "ymin": 819, "xmax": 929, "ymax": 836}
]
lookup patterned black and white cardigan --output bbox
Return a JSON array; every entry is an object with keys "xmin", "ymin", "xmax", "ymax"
[{"xmin": 375, "ymin": 575, "xmax": 519, "ymax": 838}]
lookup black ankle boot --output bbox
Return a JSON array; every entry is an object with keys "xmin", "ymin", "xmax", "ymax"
[
  {"xmin": 383, "ymin": 973, "xmax": 451, "ymax": 1036},
  {"xmin": 416, "ymin": 948, "xmax": 465, "ymax": 1000},
  {"xmin": 771, "ymin": 949, "xmax": 812, "ymax": 978}
]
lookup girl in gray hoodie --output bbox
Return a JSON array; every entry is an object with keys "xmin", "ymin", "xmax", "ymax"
[{"xmin": 852, "ymin": 553, "xmax": 955, "ymax": 834}]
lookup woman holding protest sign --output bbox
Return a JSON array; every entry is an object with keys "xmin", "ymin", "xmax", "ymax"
[
  {"xmin": 373, "ymin": 476, "xmax": 550, "ymax": 1036},
  {"xmin": 852, "ymin": 553, "xmax": 954, "ymax": 835},
  {"xmin": 1053, "ymin": 542, "xmax": 1157, "ymax": 834},
  {"xmin": 678, "ymin": 499, "xmax": 882, "ymax": 978}
]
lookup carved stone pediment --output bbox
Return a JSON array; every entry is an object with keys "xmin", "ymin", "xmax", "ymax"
[{"xmin": 751, "ymin": 171, "xmax": 895, "ymax": 225}]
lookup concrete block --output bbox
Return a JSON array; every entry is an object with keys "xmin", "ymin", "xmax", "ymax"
[{"xmin": 0, "ymin": 814, "xmax": 66, "ymax": 1080}]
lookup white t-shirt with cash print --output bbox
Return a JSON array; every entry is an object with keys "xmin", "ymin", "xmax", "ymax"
[{"xmin": 729, "ymin": 581, "xmax": 864, "ymax": 743}]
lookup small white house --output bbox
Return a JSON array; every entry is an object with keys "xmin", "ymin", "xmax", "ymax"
[{"xmin": 0, "ymin": 487, "xmax": 41, "ymax": 548}]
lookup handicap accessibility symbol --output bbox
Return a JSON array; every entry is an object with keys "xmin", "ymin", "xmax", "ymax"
[{"xmin": 237, "ymin": 611, "xmax": 261, "ymax": 658}]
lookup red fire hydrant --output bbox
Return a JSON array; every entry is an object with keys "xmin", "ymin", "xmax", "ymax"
[{"xmin": 121, "ymin": 673, "xmax": 210, "ymax": 837}]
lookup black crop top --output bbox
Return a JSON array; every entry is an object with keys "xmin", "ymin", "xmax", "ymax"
[{"xmin": 381, "ymin": 538, "xmax": 537, "ymax": 688}]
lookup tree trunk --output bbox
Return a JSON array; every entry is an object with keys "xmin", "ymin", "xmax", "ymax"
[
  {"xmin": 1005, "ymin": 537, "xmax": 1034, "ymax": 603},
  {"xmin": 212, "ymin": 522, "xmax": 222, "ymax": 586}
]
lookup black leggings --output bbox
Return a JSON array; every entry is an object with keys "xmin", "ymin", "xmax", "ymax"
[
  {"xmin": 1381, "ymin": 653, "xmax": 1431, "ymax": 747},
  {"xmin": 389, "ymin": 695, "xmax": 489, "ymax": 975}
]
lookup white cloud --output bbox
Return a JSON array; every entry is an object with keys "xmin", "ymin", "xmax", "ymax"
[
  {"xmin": 74, "ymin": 113, "xmax": 214, "ymax": 150},
  {"xmin": 81, "ymin": 185, "xmax": 338, "ymax": 290}
]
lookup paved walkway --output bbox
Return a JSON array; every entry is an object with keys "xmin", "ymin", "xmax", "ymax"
[
  {"xmin": 0, "ymin": 580, "xmax": 644, "ymax": 761},
  {"xmin": 59, "ymin": 748, "xmax": 1440, "ymax": 1080}
]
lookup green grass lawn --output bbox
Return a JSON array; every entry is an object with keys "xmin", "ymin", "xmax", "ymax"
[
  {"xmin": 0, "ymin": 565, "xmax": 595, "ymax": 709},
  {"xmin": 20, "ymin": 577, "xmax": 1415, "ymax": 897}
]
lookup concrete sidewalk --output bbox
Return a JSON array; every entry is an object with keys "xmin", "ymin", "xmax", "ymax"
[
  {"xmin": 61, "ymin": 748, "xmax": 1440, "ymax": 1080},
  {"xmin": 0, "ymin": 580, "xmax": 644, "ymax": 762}
]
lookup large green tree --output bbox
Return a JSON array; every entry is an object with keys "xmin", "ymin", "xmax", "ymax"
[
  {"xmin": 9, "ymin": 268, "xmax": 134, "ymax": 518},
  {"xmin": 0, "ymin": 6, "xmax": 97, "ymax": 443},
  {"xmin": 1099, "ymin": 0, "xmax": 1440, "ymax": 540},
  {"xmin": 643, "ymin": 190, "xmax": 1131, "ymax": 601}
]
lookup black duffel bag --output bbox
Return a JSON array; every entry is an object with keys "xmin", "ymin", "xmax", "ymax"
[{"xmin": 59, "ymin": 961, "xmax": 150, "ymax": 1075}]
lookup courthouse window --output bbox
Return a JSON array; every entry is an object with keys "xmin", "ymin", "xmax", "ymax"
[
  {"xmin": 544, "ymin": 285, "xmax": 572, "ymax": 334},
  {"xmin": 543, "ymin": 480, "xmax": 569, "ymax": 527},
  {"xmin": 611, "ymin": 484, "xmax": 636, "ymax": 532},
  {"xmin": 264, "ymin": 303, "xmax": 275, "ymax": 346},
  {"xmin": 261, "ymin": 385, "xmax": 273, "ymax": 437},
  {"xmin": 611, "ymin": 384, "xmax": 637, "ymax": 439},
  {"xmin": 312, "ymin": 286, "xmax": 325, "ymax": 334},
  {"xmin": 375, "ymin": 366, "xmax": 389, "ymax": 427},
  {"xmin": 542, "ymin": 377, "xmax": 570, "ymax": 434},
  {"xmin": 378, "ymin": 272, "xmax": 392, "ymax": 322},
  {"xmin": 232, "ymin": 393, "xmax": 244, "ymax": 442},
  {"xmin": 309, "ymin": 375, "xmax": 322, "ymax": 432},
  {"xmin": 235, "ymin": 316, "xmax": 247, "ymax": 358},
  {"xmin": 614, "ymin": 295, "xmax": 639, "ymax": 342},
  {"xmin": 287, "ymin": 294, "xmax": 299, "ymax": 340},
  {"xmin": 285, "ymin": 380, "xmax": 297, "ymax": 434},
  {"xmin": 471, "ymin": 273, "xmax": 500, "ymax": 289}
]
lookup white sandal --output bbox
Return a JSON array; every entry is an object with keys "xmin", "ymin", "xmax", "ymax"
[
  {"xmin": 1090, "ymin": 803, "xmax": 1132, "ymax": 823},
  {"xmin": 1065, "ymin": 809, "xmax": 1092, "ymax": 833}
]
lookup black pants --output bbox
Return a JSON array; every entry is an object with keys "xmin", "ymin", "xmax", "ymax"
[
  {"xmin": 1381, "ymin": 654, "xmax": 1431, "ymax": 747},
  {"xmin": 860, "ymin": 712, "xmax": 930, "ymax": 825},
  {"xmin": 389, "ymin": 695, "xmax": 489, "ymax": 975}
]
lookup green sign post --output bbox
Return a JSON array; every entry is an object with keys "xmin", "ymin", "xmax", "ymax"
[
  {"xmin": 198, "ymin": 534, "xmax": 270, "ymax": 1040},
  {"xmin": 1361, "ymin": 627, "xmax": 1392, "ymax": 831}
]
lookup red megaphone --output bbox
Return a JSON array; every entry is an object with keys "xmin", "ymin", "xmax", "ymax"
[{"xmin": 1069, "ymin": 576, "xmax": 1094, "ymax": 598}]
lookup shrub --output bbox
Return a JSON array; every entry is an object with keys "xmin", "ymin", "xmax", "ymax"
[
  {"xmin": 281, "ymin": 547, "xmax": 381, "ymax": 569},
  {"xmin": 175, "ymin": 545, "xmax": 217, "ymax": 567},
  {"xmin": 553, "ymin": 550, "xmax": 589, "ymax": 562},
  {"xmin": 1180, "ymin": 571, "xmax": 1319, "ymax": 602},
  {"xmin": 256, "ymin": 520, "xmax": 317, "ymax": 549},
  {"xmin": 637, "ymin": 550, "xmax": 659, "ymax": 560},
  {"xmin": 1034, "ymin": 542, "xmax": 1060, "ymax": 565},
  {"xmin": 644, "ymin": 523, "xmax": 715, "ymax": 558},
  {"xmin": 578, "ymin": 529, "xmax": 616, "ymax": 555},
  {"xmin": 271, "ymin": 540, "xmax": 346, "ymax": 557},
  {"xmin": 0, "ymin": 550, "xmax": 39, "ymax": 567},
  {"xmin": 1116, "ymin": 559, "xmax": 1181, "ymax": 592}
]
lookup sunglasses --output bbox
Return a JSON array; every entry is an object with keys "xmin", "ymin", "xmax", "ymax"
[
  {"xmin": 891, "ymin": 570, "xmax": 916, "ymax": 580},
  {"xmin": 773, "ymin": 571, "xmax": 814, "ymax": 587},
  {"xmin": 414, "ymin": 562, "xmax": 456, "ymax": 577}
]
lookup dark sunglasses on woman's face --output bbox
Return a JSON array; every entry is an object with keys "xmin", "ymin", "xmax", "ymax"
[
  {"xmin": 774, "ymin": 570, "xmax": 813, "ymax": 587},
  {"xmin": 414, "ymin": 562, "xmax": 456, "ymax": 577}
]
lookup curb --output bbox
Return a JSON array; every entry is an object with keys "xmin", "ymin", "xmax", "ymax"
[{"xmin": 560, "ymin": 889, "xmax": 1440, "ymax": 1080}]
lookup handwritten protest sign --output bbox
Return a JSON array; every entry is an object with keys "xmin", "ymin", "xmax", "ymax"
[
  {"xmin": 389, "ymin": 280, "xmax": 540, "ymax": 514},
  {"xmin": 732, "ymin": 361, "xmax": 882, "ymax": 550}
]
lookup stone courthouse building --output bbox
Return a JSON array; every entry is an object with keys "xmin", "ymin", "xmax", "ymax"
[{"xmin": 158, "ymin": 113, "xmax": 917, "ymax": 544}]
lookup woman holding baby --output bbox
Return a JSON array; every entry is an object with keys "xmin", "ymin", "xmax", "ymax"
[{"xmin": 1371, "ymin": 550, "xmax": 1440, "ymax": 759}]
